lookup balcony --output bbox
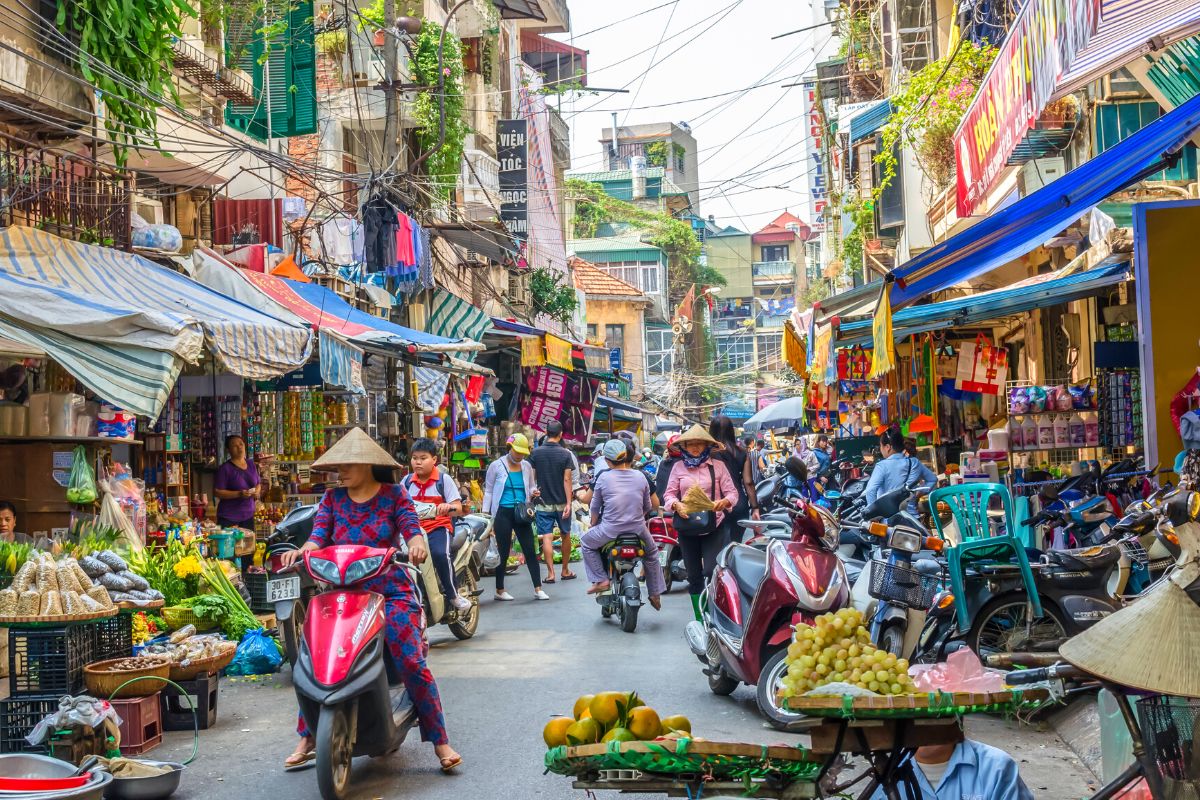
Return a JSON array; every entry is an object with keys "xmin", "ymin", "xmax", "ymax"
[
  {"xmin": 171, "ymin": 36, "xmax": 256, "ymax": 105},
  {"xmin": 752, "ymin": 260, "xmax": 795, "ymax": 282},
  {"xmin": 460, "ymin": 149, "xmax": 501, "ymax": 222},
  {"xmin": 757, "ymin": 312, "xmax": 791, "ymax": 329},
  {"xmin": 549, "ymin": 106, "xmax": 570, "ymax": 168}
]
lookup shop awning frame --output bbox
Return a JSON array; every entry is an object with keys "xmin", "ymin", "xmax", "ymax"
[
  {"xmin": 838, "ymin": 256, "xmax": 1131, "ymax": 348},
  {"xmin": 890, "ymin": 90, "xmax": 1200, "ymax": 308}
]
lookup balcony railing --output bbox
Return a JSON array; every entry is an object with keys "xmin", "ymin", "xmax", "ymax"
[
  {"xmin": 752, "ymin": 260, "xmax": 795, "ymax": 280},
  {"xmin": 0, "ymin": 130, "xmax": 131, "ymax": 248},
  {"xmin": 460, "ymin": 149, "xmax": 501, "ymax": 221},
  {"xmin": 171, "ymin": 36, "xmax": 256, "ymax": 105}
]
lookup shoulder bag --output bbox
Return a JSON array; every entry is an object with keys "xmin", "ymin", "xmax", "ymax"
[
  {"xmin": 673, "ymin": 464, "xmax": 719, "ymax": 536},
  {"xmin": 504, "ymin": 468, "xmax": 535, "ymax": 523}
]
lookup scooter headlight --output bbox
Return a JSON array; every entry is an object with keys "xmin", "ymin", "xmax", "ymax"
[
  {"xmin": 308, "ymin": 557, "xmax": 341, "ymax": 584},
  {"xmin": 344, "ymin": 555, "xmax": 384, "ymax": 584},
  {"xmin": 887, "ymin": 527, "xmax": 923, "ymax": 553}
]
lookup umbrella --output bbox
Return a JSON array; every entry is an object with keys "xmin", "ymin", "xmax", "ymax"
[{"xmin": 742, "ymin": 396, "xmax": 806, "ymax": 433}]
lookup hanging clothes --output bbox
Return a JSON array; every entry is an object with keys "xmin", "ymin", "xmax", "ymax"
[
  {"xmin": 363, "ymin": 196, "xmax": 399, "ymax": 272},
  {"xmin": 396, "ymin": 213, "xmax": 416, "ymax": 267}
]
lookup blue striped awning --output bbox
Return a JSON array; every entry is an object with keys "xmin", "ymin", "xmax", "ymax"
[
  {"xmin": 839, "ymin": 257, "xmax": 1130, "ymax": 348},
  {"xmin": 890, "ymin": 90, "xmax": 1200, "ymax": 307},
  {"xmin": 0, "ymin": 226, "xmax": 313, "ymax": 417},
  {"xmin": 1054, "ymin": 0, "xmax": 1200, "ymax": 101},
  {"xmin": 849, "ymin": 100, "xmax": 893, "ymax": 143}
]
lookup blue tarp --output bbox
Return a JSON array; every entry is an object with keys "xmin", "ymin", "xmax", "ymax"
[
  {"xmin": 836, "ymin": 257, "xmax": 1130, "ymax": 348},
  {"xmin": 890, "ymin": 90, "xmax": 1200, "ymax": 307}
]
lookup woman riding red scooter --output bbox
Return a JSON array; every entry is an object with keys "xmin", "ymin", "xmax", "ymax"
[{"xmin": 279, "ymin": 428, "xmax": 462, "ymax": 774}]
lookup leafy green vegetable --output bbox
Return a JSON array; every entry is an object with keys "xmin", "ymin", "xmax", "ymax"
[{"xmin": 199, "ymin": 559, "xmax": 263, "ymax": 642}]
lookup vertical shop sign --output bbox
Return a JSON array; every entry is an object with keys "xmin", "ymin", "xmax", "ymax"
[
  {"xmin": 953, "ymin": 0, "xmax": 1101, "ymax": 216},
  {"xmin": 802, "ymin": 81, "xmax": 827, "ymax": 232},
  {"xmin": 497, "ymin": 119, "xmax": 529, "ymax": 241}
]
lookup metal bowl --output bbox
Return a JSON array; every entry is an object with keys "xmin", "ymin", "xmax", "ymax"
[
  {"xmin": 101, "ymin": 762, "xmax": 183, "ymax": 800},
  {"xmin": 0, "ymin": 754, "xmax": 79, "ymax": 780}
]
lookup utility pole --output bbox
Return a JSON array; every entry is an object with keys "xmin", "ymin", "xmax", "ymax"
[{"xmin": 382, "ymin": 0, "xmax": 398, "ymax": 175}]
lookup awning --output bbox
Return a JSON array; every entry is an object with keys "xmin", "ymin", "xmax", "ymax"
[
  {"xmin": 838, "ymin": 257, "xmax": 1130, "ymax": 347},
  {"xmin": 1053, "ymin": 0, "xmax": 1200, "ymax": 102},
  {"xmin": 430, "ymin": 222, "xmax": 519, "ymax": 264},
  {"xmin": 0, "ymin": 227, "xmax": 313, "ymax": 417},
  {"xmin": 890, "ymin": 90, "xmax": 1200, "ymax": 307},
  {"xmin": 849, "ymin": 100, "xmax": 892, "ymax": 143},
  {"xmin": 425, "ymin": 289, "xmax": 491, "ymax": 343},
  {"xmin": 493, "ymin": 0, "xmax": 545, "ymax": 20},
  {"xmin": 596, "ymin": 395, "xmax": 646, "ymax": 423}
]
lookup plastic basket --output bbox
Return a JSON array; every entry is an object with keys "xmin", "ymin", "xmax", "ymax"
[
  {"xmin": 207, "ymin": 533, "xmax": 236, "ymax": 560},
  {"xmin": 93, "ymin": 614, "xmax": 133, "ymax": 662},
  {"xmin": 1137, "ymin": 695, "xmax": 1200, "ymax": 789},
  {"xmin": 867, "ymin": 559, "xmax": 939, "ymax": 609},
  {"xmin": 161, "ymin": 606, "xmax": 217, "ymax": 633},
  {"xmin": 8, "ymin": 622, "xmax": 97, "ymax": 697},
  {"xmin": 0, "ymin": 696, "xmax": 59, "ymax": 753},
  {"xmin": 243, "ymin": 572, "xmax": 273, "ymax": 614}
]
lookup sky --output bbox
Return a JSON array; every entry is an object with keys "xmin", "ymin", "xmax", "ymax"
[{"xmin": 548, "ymin": 0, "xmax": 839, "ymax": 234}]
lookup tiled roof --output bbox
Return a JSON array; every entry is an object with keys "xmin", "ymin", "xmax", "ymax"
[{"xmin": 570, "ymin": 256, "xmax": 645, "ymax": 298}]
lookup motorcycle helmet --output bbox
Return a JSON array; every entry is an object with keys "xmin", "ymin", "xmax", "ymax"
[
  {"xmin": 784, "ymin": 455, "xmax": 808, "ymax": 482},
  {"xmin": 666, "ymin": 434, "xmax": 681, "ymax": 454}
]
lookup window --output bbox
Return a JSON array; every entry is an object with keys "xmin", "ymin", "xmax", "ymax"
[
  {"xmin": 597, "ymin": 260, "xmax": 663, "ymax": 296},
  {"xmin": 646, "ymin": 327, "xmax": 674, "ymax": 375},
  {"xmin": 586, "ymin": 323, "xmax": 598, "ymax": 343},
  {"xmin": 1096, "ymin": 102, "xmax": 1198, "ymax": 181},
  {"xmin": 717, "ymin": 336, "xmax": 755, "ymax": 372},
  {"xmin": 758, "ymin": 333, "xmax": 783, "ymax": 371},
  {"xmin": 760, "ymin": 245, "xmax": 790, "ymax": 262},
  {"xmin": 604, "ymin": 323, "xmax": 625, "ymax": 352}
]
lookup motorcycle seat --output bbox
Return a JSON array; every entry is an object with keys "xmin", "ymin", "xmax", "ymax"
[
  {"xmin": 450, "ymin": 526, "xmax": 469, "ymax": 555},
  {"xmin": 727, "ymin": 545, "xmax": 767, "ymax": 597},
  {"xmin": 1044, "ymin": 544, "xmax": 1121, "ymax": 571},
  {"xmin": 463, "ymin": 518, "xmax": 489, "ymax": 539},
  {"xmin": 601, "ymin": 535, "xmax": 644, "ymax": 555}
]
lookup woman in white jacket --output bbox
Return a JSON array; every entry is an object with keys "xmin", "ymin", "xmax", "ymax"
[{"xmin": 482, "ymin": 433, "xmax": 547, "ymax": 601}]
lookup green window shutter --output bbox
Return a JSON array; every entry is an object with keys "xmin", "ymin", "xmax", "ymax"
[
  {"xmin": 1096, "ymin": 102, "xmax": 1196, "ymax": 182},
  {"xmin": 224, "ymin": 0, "xmax": 316, "ymax": 141}
]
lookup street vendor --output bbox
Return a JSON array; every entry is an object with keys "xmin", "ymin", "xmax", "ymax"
[
  {"xmin": 0, "ymin": 501, "xmax": 16, "ymax": 542},
  {"xmin": 869, "ymin": 740, "xmax": 1033, "ymax": 800},
  {"xmin": 279, "ymin": 428, "xmax": 462, "ymax": 774},
  {"xmin": 213, "ymin": 435, "xmax": 260, "ymax": 529}
]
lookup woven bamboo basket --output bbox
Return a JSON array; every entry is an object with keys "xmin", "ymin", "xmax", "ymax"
[
  {"xmin": 0, "ymin": 608, "xmax": 117, "ymax": 627},
  {"xmin": 84, "ymin": 656, "xmax": 171, "ymax": 698},
  {"xmin": 545, "ymin": 739, "xmax": 821, "ymax": 781},
  {"xmin": 168, "ymin": 643, "xmax": 237, "ymax": 681}
]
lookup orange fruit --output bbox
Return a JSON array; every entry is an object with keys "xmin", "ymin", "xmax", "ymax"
[
  {"xmin": 602, "ymin": 727, "xmax": 636, "ymax": 743},
  {"xmin": 627, "ymin": 706, "xmax": 661, "ymax": 740},
  {"xmin": 573, "ymin": 694, "xmax": 595, "ymax": 720},
  {"xmin": 588, "ymin": 691, "xmax": 627, "ymax": 727},
  {"xmin": 543, "ymin": 717, "xmax": 573, "ymax": 748},
  {"xmin": 565, "ymin": 717, "xmax": 601, "ymax": 745},
  {"xmin": 660, "ymin": 715, "xmax": 692, "ymax": 735}
]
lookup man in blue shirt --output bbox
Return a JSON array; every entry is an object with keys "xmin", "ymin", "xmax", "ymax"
[
  {"xmin": 870, "ymin": 739, "xmax": 1034, "ymax": 800},
  {"xmin": 865, "ymin": 429, "xmax": 920, "ymax": 505}
]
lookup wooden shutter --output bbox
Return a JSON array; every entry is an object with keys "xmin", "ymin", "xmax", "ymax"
[{"xmin": 224, "ymin": 0, "xmax": 317, "ymax": 140}]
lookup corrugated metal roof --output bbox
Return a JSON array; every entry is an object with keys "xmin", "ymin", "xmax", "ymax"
[
  {"xmin": 567, "ymin": 166, "xmax": 667, "ymax": 183},
  {"xmin": 849, "ymin": 99, "xmax": 893, "ymax": 142},
  {"xmin": 1054, "ymin": 0, "xmax": 1200, "ymax": 100},
  {"xmin": 567, "ymin": 236, "xmax": 664, "ymax": 263}
]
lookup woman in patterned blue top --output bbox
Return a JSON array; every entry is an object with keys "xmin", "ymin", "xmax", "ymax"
[{"xmin": 281, "ymin": 429, "xmax": 462, "ymax": 773}]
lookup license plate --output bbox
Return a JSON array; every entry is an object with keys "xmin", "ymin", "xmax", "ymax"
[
  {"xmin": 267, "ymin": 575, "xmax": 301, "ymax": 603},
  {"xmin": 658, "ymin": 550, "xmax": 669, "ymax": 567}
]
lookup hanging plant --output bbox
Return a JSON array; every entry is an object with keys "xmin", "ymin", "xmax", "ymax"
[
  {"xmin": 411, "ymin": 21, "xmax": 467, "ymax": 201},
  {"xmin": 57, "ymin": 0, "xmax": 195, "ymax": 164},
  {"xmin": 530, "ymin": 267, "xmax": 578, "ymax": 327}
]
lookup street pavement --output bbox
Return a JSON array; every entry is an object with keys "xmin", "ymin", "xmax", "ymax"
[{"xmin": 157, "ymin": 575, "xmax": 1097, "ymax": 799}]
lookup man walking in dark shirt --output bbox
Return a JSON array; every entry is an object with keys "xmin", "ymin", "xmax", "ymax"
[{"xmin": 530, "ymin": 421, "xmax": 576, "ymax": 582}]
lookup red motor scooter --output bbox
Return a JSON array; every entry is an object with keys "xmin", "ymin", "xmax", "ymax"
[
  {"xmin": 647, "ymin": 514, "xmax": 687, "ymax": 592},
  {"xmin": 291, "ymin": 544, "xmax": 420, "ymax": 800},
  {"xmin": 685, "ymin": 500, "xmax": 849, "ymax": 731}
]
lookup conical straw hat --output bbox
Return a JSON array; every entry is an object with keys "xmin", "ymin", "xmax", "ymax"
[
  {"xmin": 311, "ymin": 427, "xmax": 399, "ymax": 471},
  {"xmin": 1060, "ymin": 570, "xmax": 1200, "ymax": 696},
  {"xmin": 675, "ymin": 423, "xmax": 724, "ymax": 450}
]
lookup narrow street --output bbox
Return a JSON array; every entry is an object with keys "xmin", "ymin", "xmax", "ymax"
[{"xmin": 157, "ymin": 582, "xmax": 1096, "ymax": 799}]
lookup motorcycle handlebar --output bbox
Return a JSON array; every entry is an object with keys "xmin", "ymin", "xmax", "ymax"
[{"xmin": 1004, "ymin": 664, "xmax": 1086, "ymax": 684}]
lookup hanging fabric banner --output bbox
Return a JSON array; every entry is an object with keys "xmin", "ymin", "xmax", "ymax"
[
  {"xmin": 519, "ymin": 366, "xmax": 599, "ymax": 444},
  {"xmin": 783, "ymin": 322, "xmax": 807, "ymax": 378},
  {"xmin": 318, "ymin": 329, "xmax": 365, "ymax": 395},
  {"xmin": 955, "ymin": 335, "xmax": 1008, "ymax": 395},
  {"xmin": 869, "ymin": 282, "xmax": 896, "ymax": 378},
  {"xmin": 520, "ymin": 335, "xmax": 545, "ymax": 367},
  {"xmin": 544, "ymin": 334, "xmax": 573, "ymax": 370}
]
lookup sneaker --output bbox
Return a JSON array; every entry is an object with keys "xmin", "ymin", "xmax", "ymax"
[
  {"xmin": 534, "ymin": 589, "xmax": 550, "ymax": 600},
  {"xmin": 494, "ymin": 591, "xmax": 515, "ymax": 601},
  {"xmin": 451, "ymin": 595, "xmax": 471, "ymax": 611}
]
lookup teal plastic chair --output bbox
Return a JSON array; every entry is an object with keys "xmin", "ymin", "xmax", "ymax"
[{"xmin": 928, "ymin": 483, "xmax": 1043, "ymax": 632}]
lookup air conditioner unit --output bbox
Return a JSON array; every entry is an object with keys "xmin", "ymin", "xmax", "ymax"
[
  {"xmin": 134, "ymin": 195, "xmax": 164, "ymax": 225},
  {"xmin": 1020, "ymin": 157, "xmax": 1066, "ymax": 194},
  {"xmin": 508, "ymin": 271, "xmax": 531, "ymax": 308},
  {"xmin": 464, "ymin": 249, "xmax": 488, "ymax": 266},
  {"xmin": 1100, "ymin": 69, "xmax": 1147, "ymax": 102}
]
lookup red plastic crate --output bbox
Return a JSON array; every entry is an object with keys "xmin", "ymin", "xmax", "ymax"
[{"xmin": 111, "ymin": 693, "xmax": 162, "ymax": 756}]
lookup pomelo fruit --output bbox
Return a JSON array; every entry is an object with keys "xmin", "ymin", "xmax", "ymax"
[
  {"xmin": 543, "ymin": 717, "xmax": 573, "ymax": 748},
  {"xmin": 601, "ymin": 727, "xmax": 636, "ymax": 743},
  {"xmin": 660, "ymin": 715, "xmax": 692, "ymax": 734},
  {"xmin": 627, "ymin": 706, "xmax": 661, "ymax": 740},
  {"xmin": 573, "ymin": 694, "xmax": 595, "ymax": 720},
  {"xmin": 565, "ymin": 717, "xmax": 602, "ymax": 745}
]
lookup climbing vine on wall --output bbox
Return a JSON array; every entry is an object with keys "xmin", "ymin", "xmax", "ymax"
[{"xmin": 411, "ymin": 21, "xmax": 467, "ymax": 201}]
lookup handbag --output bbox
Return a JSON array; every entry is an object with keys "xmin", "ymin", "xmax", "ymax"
[
  {"xmin": 672, "ymin": 465, "xmax": 719, "ymax": 536},
  {"xmin": 504, "ymin": 469, "xmax": 535, "ymax": 523}
]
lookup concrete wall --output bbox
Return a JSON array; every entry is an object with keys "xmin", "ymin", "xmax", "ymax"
[
  {"xmin": 584, "ymin": 297, "xmax": 647, "ymax": 397},
  {"xmin": 708, "ymin": 233, "xmax": 753, "ymax": 297}
]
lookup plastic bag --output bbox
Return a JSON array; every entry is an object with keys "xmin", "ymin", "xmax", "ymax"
[
  {"xmin": 66, "ymin": 446, "xmax": 97, "ymax": 504},
  {"xmin": 909, "ymin": 648, "xmax": 1006, "ymax": 693},
  {"xmin": 27, "ymin": 695, "xmax": 121, "ymax": 746},
  {"xmin": 225, "ymin": 629, "xmax": 283, "ymax": 676},
  {"xmin": 97, "ymin": 493, "xmax": 142, "ymax": 553}
]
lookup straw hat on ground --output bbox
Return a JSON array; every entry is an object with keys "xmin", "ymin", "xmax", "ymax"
[
  {"xmin": 675, "ymin": 423, "xmax": 723, "ymax": 450},
  {"xmin": 1060, "ymin": 561, "xmax": 1200, "ymax": 697},
  {"xmin": 311, "ymin": 427, "xmax": 400, "ymax": 472}
]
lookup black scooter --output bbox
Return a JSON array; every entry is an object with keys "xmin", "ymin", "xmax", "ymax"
[{"xmin": 595, "ymin": 534, "xmax": 650, "ymax": 633}]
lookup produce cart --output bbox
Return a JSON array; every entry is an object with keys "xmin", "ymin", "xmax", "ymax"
[
  {"xmin": 545, "ymin": 739, "xmax": 822, "ymax": 799},
  {"xmin": 787, "ymin": 689, "xmax": 1049, "ymax": 799}
]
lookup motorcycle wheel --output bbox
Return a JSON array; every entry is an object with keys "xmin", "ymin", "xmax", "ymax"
[
  {"xmin": 967, "ymin": 594, "xmax": 1068, "ymax": 658},
  {"xmin": 316, "ymin": 703, "xmax": 353, "ymax": 800},
  {"xmin": 281, "ymin": 598, "xmax": 306, "ymax": 667},
  {"xmin": 878, "ymin": 621, "xmax": 905, "ymax": 657},
  {"xmin": 448, "ymin": 572, "xmax": 480, "ymax": 641},
  {"xmin": 707, "ymin": 667, "xmax": 739, "ymax": 696},
  {"xmin": 619, "ymin": 599, "xmax": 639, "ymax": 633},
  {"xmin": 756, "ymin": 650, "xmax": 806, "ymax": 731}
]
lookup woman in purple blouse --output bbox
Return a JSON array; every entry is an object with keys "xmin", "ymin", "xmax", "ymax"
[{"xmin": 213, "ymin": 435, "xmax": 260, "ymax": 528}]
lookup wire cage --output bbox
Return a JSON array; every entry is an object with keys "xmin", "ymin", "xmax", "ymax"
[
  {"xmin": 867, "ymin": 559, "xmax": 939, "ymax": 609},
  {"xmin": 1138, "ymin": 695, "xmax": 1200, "ymax": 795}
]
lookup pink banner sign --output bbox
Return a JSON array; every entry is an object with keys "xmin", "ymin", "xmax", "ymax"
[{"xmin": 519, "ymin": 366, "xmax": 599, "ymax": 444}]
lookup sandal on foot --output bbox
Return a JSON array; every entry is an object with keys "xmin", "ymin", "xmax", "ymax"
[
  {"xmin": 284, "ymin": 750, "xmax": 316, "ymax": 770},
  {"xmin": 561, "ymin": 571, "xmax": 578, "ymax": 580},
  {"xmin": 587, "ymin": 582, "xmax": 611, "ymax": 595},
  {"xmin": 440, "ymin": 755, "xmax": 463, "ymax": 773},
  {"xmin": 543, "ymin": 576, "xmax": 556, "ymax": 584}
]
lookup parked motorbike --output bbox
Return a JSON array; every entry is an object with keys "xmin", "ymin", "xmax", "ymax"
[
  {"xmin": 686, "ymin": 499, "xmax": 848, "ymax": 730},
  {"xmin": 265, "ymin": 505, "xmax": 320, "ymax": 667},
  {"xmin": 647, "ymin": 514, "xmax": 686, "ymax": 592},
  {"xmin": 596, "ymin": 534, "xmax": 650, "ymax": 633},
  {"xmin": 291, "ymin": 544, "xmax": 419, "ymax": 800},
  {"xmin": 411, "ymin": 503, "xmax": 492, "ymax": 640}
]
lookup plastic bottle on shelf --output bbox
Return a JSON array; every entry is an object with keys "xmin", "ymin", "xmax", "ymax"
[
  {"xmin": 1022, "ymin": 416, "xmax": 1039, "ymax": 451},
  {"xmin": 1010, "ymin": 418, "xmax": 1024, "ymax": 450},
  {"xmin": 1084, "ymin": 412, "xmax": 1100, "ymax": 447},
  {"xmin": 1038, "ymin": 416, "xmax": 1056, "ymax": 449},
  {"xmin": 1054, "ymin": 415, "xmax": 1070, "ymax": 448},
  {"xmin": 1068, "ymin": 413, "xmax": 1087, "ymax": 447}
]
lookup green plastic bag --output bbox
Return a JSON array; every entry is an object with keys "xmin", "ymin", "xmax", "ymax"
[{"xmin": 66, "ymin": 446, "xmax": 97, "ymax": 504}]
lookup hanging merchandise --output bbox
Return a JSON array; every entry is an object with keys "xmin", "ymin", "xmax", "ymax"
[
  {"xmin": 869, "ymin": 282, "xmax": 896, "ymax": 378},
  {"xmin": 66, "ymin": 446, "xmax": 97, "ymax": 504},
  {"xmin": 521, "ymin": 336, "xmax": 545, "ymax": 367},
  {"xmin": 545, "ymin": 335, "xmax": 573, "ymax": 371},
  {"xmin": 363, "ymin": 195, "xmax": 400, "ymax": 272},
  {"xmin": 955, "ymin": 335, "xmax": 1008, "ymax": 395}
]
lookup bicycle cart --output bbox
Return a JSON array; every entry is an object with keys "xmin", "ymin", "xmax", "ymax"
[{"xmin": 545, "ymin": 739, "xmax": 824, "ymax": 799}]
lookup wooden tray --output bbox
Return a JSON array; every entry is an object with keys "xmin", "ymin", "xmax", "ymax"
[
  {"xmin": 116, "ymin": 600, "xmax": 165, "ymax": 611},
  {"xmin": 0, "ymin": 608, "xmax": 118, "ymax": 626},
  {"xmin": 785, "ymin": 688, "xmax": 1050, "ymax": 718},
  {"xmin": 547, "ymin": 739, "xmax": 821, "ymax": 784}
]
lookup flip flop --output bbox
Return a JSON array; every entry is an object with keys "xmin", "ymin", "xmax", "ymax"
[
  {"xmin": 440, "ymin": 755, "xmax": 463, "ymax": 773},
  {"xmin": 543, "ymin": 576, "xmax": 557, "ymax": 584},
  {"xmin": 586, "ymin": 582, "xmax": 611, "ymax": 595},
  {"xmin": 561, "ymin": 572, "xmax": 578, "ymax": 580},
  {"xmin": 284, "ymin": 750, "xmax": 316, "ymax": 771}
]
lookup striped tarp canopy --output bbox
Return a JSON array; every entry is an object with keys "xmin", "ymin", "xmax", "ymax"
[{"xmin": 0, "ymin": 227, "xmax": 313, "ymax": 417}]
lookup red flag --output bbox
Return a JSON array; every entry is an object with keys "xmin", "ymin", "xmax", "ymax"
[{"xmin": 675, "ymin": 284, "xmax": 696, "ymax": 323}]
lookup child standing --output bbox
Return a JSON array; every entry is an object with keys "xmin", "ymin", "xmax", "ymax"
[{"xmin": 401, "ymin": 438, "xmax": 470, "ymax": 611}]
